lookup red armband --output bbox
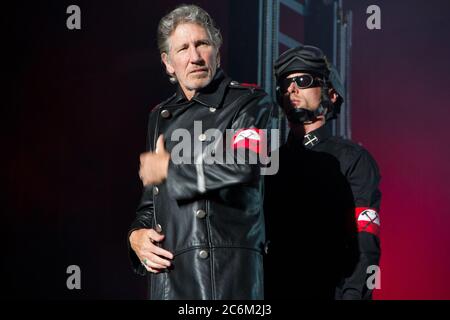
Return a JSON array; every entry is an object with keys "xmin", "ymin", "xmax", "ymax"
[
  {"xmin": 355, "ymin": 207, "xmax": 380, "ymax": 236},
  {"xmin": 231, "ymin": 128, "xmax": 265, "ymax": 154}
]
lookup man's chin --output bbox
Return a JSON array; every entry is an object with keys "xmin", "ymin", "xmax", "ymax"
[
  {"xmin": 292, "ymin": 105, "xmax": 309, "ymax": 110},
  {"xmin": 285, "ymin": 106, "xmax": 308, "ymax": 113},
  {"xmin": 186, "ymin": 78, "xmax": 212, "ymax": 91},
  {"xmin": 190, "ymin": 72, "xmax": 209, "ymax": 79}
]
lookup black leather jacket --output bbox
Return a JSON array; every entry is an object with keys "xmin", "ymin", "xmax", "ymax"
[{"xmin": 128, "ymin": 69, "xmax": 274, "ymax": 300}]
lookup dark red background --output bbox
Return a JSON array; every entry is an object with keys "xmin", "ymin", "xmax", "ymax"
[{"xmin": 347, "ymin": 0, "xmax": 450, "ymax": 299}]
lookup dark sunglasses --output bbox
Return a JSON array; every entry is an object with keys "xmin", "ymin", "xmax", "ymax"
[{"xmin": 279, "ymin": 74, "xmax": 324, "ymax": 93}]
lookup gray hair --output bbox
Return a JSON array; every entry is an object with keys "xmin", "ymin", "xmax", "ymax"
[{"xmin": 157, "ymin": 4, "xmax": 223, "ymax": 55}]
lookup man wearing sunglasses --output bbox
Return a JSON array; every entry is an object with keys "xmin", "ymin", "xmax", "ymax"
[{"xmin": 264, "ymin": 45, "xmax": 381, "ymax": 300}]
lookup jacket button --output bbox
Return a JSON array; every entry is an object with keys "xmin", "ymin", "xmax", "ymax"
[
  {"xmin": 153, "ymin": 186, "xmax": 159, "ymax": 195},
  {"xmin": 195, "ymin": 209, "xmax": 206, "ymax": 219},
  {"xmin": 198, "ymin": 250, "xmax": 209, "ymax": 259},
  {"xmin": 160, "ymin": 109, "xmax": 171, "ymax": 119},
  {"xmin": 209, "ymin": 107, "xmax": 216, "ymax": 113},
  {"xmin": 198, "ymin": 133, "xmax": 207, "ymax": 142},
  {"xmin": 155, "ymin": 224, "xmax": 162, "ymax": 233}
]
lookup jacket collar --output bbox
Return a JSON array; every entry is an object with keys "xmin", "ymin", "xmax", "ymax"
[
  {"xmin": 287, "ymin": 122, "xmax": 332, "ymax": 149},
  {"xmin": 302, "ymin": 123, "xmax": 332, "ymax": 149},
  {"xmin": 172, "ymin": 69, "xmax": 231, "ymax": 108}
]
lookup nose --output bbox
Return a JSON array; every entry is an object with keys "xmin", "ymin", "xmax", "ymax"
[
  {"xmin": 188, "ymin": 47, "xmax": 203, "ymax": 64},
  {"xmin": 287, "ymin": 81, "xmax": 298, "ymax": 94}
]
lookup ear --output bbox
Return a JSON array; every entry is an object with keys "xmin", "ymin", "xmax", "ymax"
[
  {"xmin": 328, "ymin": 88, "xmax": 339, "ymax": 103},
  {"xmin": 161, "ymin": 52, "xmax": 175, "ymax": 75},
  {"xmin": 216, "ymin": 51, "xmax": 221, "ymax": 68}
]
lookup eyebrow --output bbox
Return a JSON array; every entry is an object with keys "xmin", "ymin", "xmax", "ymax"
[
  {"xmin": 195, "ymin": 39, "xmax": 211, "ymax": 45},
  {"xmin": 173, "ymin": 39, "xmax": 211, "ymax": 51}
]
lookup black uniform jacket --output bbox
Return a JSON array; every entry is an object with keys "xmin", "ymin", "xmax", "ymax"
[
  {"xmin": 128, "ymin": 69, "xmax": 274, "ymax": 300},
  {"xmin": 264, "ymin": 123, "xmax": 381, "ymax": 299}
]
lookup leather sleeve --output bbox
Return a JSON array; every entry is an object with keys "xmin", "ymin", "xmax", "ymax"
[
  {"xmin": 127, "ymin": 111, "xmax": 158, "ymax": 276},
  {"xmin": 339, "ymin": 149, "xmax": 382, "ymax": 299},
  {"xmin": 166, "ymin": 92, "xmax": 275, "ymax": 201}
]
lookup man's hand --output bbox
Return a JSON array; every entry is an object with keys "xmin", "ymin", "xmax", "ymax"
[
  {"xmin": 129, "ymin": 228, "xmax": 174, "ymax": 273},
  {"xmin": 139, "ymin": 135, "xmax": 170, "ymax": 186}
]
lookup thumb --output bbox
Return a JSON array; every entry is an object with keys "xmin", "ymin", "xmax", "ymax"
[
  {"xmin": 149, "ymin": 229, "xmax": 165, "ymax": 242},
  {"xmin": 155, "ymin": 135, "xmax": 165, "ymax": 154}
]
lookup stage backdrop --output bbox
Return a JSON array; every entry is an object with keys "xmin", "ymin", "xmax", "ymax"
[{"xmin": 346, "ymin": 0, "xmax": 450, "ymax": 300}]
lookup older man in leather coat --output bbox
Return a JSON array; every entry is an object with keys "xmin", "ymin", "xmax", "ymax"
[{"xmin": 127, "ymin": 5, "xmax": 274, "ymax": 300}]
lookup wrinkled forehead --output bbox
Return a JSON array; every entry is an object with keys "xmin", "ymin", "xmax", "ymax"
[{"xmin": 168, "ymin": 22, "xmax": 210, "ymax": 45}]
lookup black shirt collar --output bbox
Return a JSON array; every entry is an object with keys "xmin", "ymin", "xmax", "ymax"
[
  {"xmin": 172, "ymin": 68, "xmax": 231, "ymax": 108},
  {"xmin": 287, "ymin": 123, "xmax": 332, "ymax": 149},
  {"xmin": 302, "ymin": 124, "xmax": 332, "ymax": 149}
]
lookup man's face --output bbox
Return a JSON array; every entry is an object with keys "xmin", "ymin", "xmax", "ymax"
[
  {"xmin": 162, "ymin": 23, "xmax": 219, "ymax": 99},
  {"xmin": 281, "ymin": 72, "xmax": 322, "ymax": 113}
]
